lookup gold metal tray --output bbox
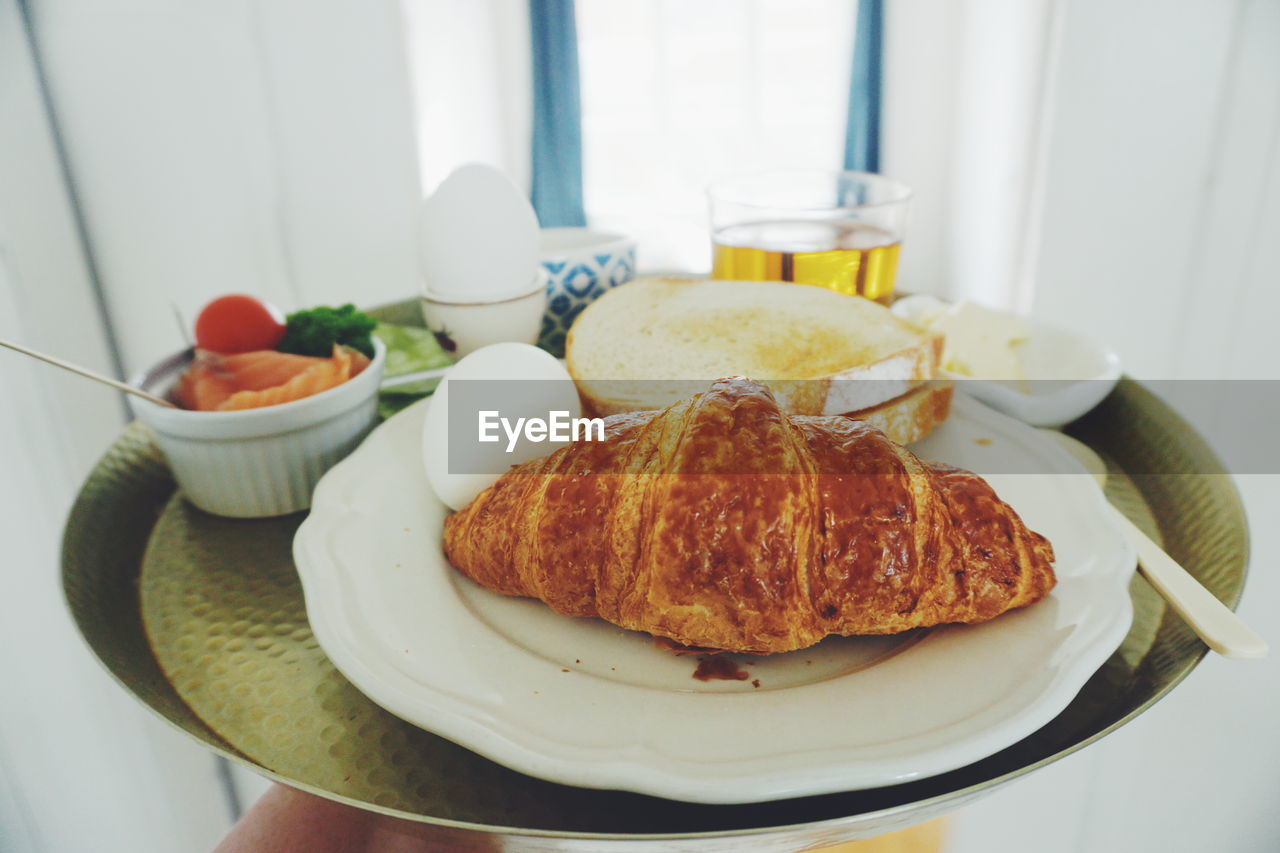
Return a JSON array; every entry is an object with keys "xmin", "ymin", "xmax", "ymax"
[{"xmin": 62, "ymin": 339, "xmax": 1249, "ymax": 849}]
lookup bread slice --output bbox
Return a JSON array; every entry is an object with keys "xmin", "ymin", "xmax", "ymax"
[
  {"xmin": 577, "ymin": 381, "xmax": 952, "ymax": 445},
  {"xmin": 835, "ymin": 382, "xmax": 953, "ymax": 445},
  {"xmin": 566, "ymin": 277, "xmax": 942, "ymax": 416}
]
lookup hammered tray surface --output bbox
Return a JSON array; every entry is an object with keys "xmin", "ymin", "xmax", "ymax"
[{"xmin": 62, "ymin": 378, "xmax": 1249, "ymax": 841}]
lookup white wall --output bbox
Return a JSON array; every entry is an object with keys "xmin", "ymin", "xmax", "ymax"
[
  {"xmin": 949, "ymin": 1, "xmax": 1280, "ymax": 850},
  {"xmin": 0, "ymin": 1, "xmax": 233, "ymax": 849},
  {"xmin": 948, "ymin": 480, "xmax": 1280, "ymax": 853},
  {"xmin": 27, "ymin": 0, "xmax": 425, "ymax": 377},
  {"xmin": 16, "ymin": 0, "xmax": 431, "ymax": 841},
  {"xmin": 1031, "ymin": 0, "xmax": 1280, "ymax": 380}
]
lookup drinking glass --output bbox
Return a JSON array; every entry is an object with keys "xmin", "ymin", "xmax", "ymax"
[{"xmin": 708, "ymin": 170, "xmax": 912, "ymax": 302}]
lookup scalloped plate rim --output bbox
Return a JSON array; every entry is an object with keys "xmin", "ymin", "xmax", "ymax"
[{"xmin": 294, "ymin": 394, "xmax": 1136, "ymax": 803}]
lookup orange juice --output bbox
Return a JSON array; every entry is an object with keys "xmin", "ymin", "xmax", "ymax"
[{"xmin": 711, "ymin": 220, "xmax": 901, "ymax": 302}]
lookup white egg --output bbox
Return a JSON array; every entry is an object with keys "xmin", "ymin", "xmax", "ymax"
[
  {"xmin": 420, "ymin": 164, "xmax": 540, "ymax": 302},
  {"xmin": 422, "ymin": 342, "xmax": 581, "ymax": 511}
]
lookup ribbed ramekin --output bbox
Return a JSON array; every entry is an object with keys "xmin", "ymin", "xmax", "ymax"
[{"xmin": 128, "ymin": 338, "xmax": 386, "ymax": 518}]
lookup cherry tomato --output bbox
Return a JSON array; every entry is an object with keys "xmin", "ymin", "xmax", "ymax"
[{"xmin": 194, "ymin": 294, "xmax": 286, "ymax": 354}]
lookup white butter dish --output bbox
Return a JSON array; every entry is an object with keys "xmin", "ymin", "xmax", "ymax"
[
  {"xmin": 953, "ymin": 317, "xmax": 1121, "ymax": 428},
  {"xmin": 893, "ymin": 295, "xmax": 1121, "ymax": 428}
]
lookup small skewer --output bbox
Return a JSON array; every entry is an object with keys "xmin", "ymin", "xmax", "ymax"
[
  {"xmin": 0, "ymin": 336, "xmax": 177, "ymax": 408},
  {"xmin": 171, "ymin": 302, "xmax": 193, "ymax": 347}
]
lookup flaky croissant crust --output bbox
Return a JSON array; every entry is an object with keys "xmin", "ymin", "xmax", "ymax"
[{"xmin": 443, "ymin": 377, "xmax": 1056, "ymax": 654}]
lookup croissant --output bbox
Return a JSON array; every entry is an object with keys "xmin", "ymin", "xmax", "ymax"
[{"xmin": 443, "ymin": 377, "xmax": 1056, "ymax": 654}]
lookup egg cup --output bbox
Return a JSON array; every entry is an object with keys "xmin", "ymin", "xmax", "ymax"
[{"xmin": 420, "ymin": 269, "xmax": 548, "ymax": 359}]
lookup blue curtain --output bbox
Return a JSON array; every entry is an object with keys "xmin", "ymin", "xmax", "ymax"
[
  {"xmin": 843, "ymin": 0, "xmax": 883, "ymax": 173},
  {"xmin": 529, "ymin": 0, "xmax": 587, "ymax": 227}
]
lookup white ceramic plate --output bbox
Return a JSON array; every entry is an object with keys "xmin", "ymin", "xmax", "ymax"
[{"xmin": 294, "ymin": 394, "xmax": 1135, "ymax": 804}]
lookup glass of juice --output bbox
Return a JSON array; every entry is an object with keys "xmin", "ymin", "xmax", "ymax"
[{"xmin": 708, "ymin": 170, "xmax": 912, "ymax": 302}]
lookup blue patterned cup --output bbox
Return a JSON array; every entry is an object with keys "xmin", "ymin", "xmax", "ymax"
[{"xmin": 538, "ymin": 228, "xmax": 637, "ymax": 357}]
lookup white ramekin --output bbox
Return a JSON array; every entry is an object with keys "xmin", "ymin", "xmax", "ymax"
[{"xmin": 127, "ymin": 338, "xmax": 386, "ymax": 518}]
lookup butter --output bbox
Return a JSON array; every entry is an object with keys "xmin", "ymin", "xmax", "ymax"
[{"xmin": 930, "ymin": 302, "xmax": 1028, "ymax": 381}]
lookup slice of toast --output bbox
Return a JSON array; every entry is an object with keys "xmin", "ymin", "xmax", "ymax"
[
  {"xmin": 566, "ymin": 277, "xmax": 943, "ymax": 416},
  {"xmin": 833, "ymin": 382, "xmax": 953, "ymax": 445},
  {"xmin": 577, "ymin": 382, "xmax": 953, "ymax": 445}
]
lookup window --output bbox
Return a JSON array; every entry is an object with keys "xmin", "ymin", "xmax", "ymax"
[{"xmin": 577, "ymin": 0, "xmax": 856, "ymax": 272}]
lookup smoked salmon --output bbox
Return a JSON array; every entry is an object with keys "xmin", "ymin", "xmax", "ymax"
[{"xmin": 175, "ymin": 345, "xmax": 370, "ymax": 412}]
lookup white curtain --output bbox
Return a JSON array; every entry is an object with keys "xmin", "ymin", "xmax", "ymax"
[
  {"xmin": 402, "ymin": 0, "xmax": 533, "ymax": 195},
  {"xmin": 882, "ymin": 0, "xmax": 1061, "ymax": 310}
]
